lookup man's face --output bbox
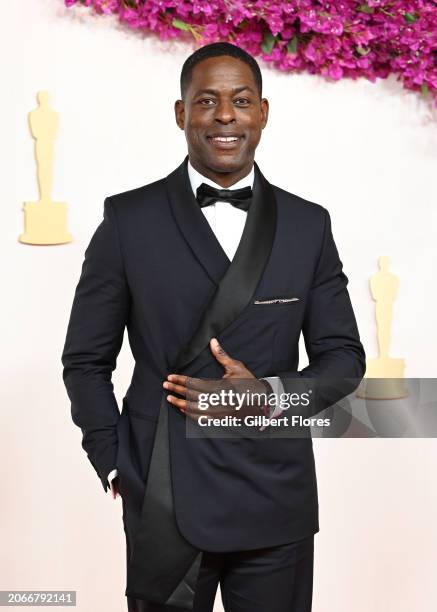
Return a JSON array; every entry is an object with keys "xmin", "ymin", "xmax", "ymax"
[{"xmin": 175, "ymin": 55, "xmax": 269, "ymax": 183}]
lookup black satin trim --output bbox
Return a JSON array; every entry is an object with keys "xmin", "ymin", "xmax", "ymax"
[
  {"xmin": 172, "ymin": 157, "xmax": 277, "ymax": 372},
  {"xmin": 126, "ymin": 397, "xmax": 202, "ymax": 609},
  {"xmin": 166, "ymin": 156, "xmax": 230, "ymax": 286}
]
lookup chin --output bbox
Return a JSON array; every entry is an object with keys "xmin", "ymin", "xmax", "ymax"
[{"xmin": 207, "ymin": 155, "xmax": 244, "ymax": 174}]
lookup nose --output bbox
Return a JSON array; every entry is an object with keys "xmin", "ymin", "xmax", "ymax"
[{"xmin": 214, "ymin": 98, "xmax": 236, "ymax": 124}]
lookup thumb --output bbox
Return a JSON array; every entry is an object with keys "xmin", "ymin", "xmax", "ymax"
[{"xmin": 210, "ymin": 337, "xmax": 233, "ymax": 367}]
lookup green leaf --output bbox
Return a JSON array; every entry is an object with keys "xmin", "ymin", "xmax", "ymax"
[
  {"xmin": 287, "ymin": 36, "xmax": 298, "ymax": 54},
  {"xmin": 172, "ymin": 19, "xmax": 191, "ymax": 32},
  {"xmin": 404, "ymin": 12, "xmax": 418, "ymax": 23},
  {"xmin": 421, "ymin": 82, "xmax": 429, "ymax": 96},
  {"xmin": 261, "ymin": 32, "xmax": 276, "ymax": 55},
  {"xmin": 357, "ymin": 4, "xmax": 374, "ymax": 14},
  {"xmin": 356, "ymin": 46, "xmax": 370, "ymax": 56}
]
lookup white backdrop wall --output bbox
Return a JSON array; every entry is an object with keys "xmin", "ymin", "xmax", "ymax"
[{"xmin": 2, "ymin": 1, "xmax": 437, "ymax": 610}]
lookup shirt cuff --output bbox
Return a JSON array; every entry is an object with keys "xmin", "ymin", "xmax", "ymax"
[
  {"xmin": 259, "ymin": 377, "xmax": 285, "ymax": 431},
  {"xmin": 107, "ymin": 468, "xmax": 118, "ymax": 487},
  {"xmin": 263, "ymin": 376, "xmax": 285, "ymax": 419}
]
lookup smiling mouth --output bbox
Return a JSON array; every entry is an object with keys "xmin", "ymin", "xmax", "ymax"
[{"xmin": 207, "ymin": 135, "xmax": 244, "ymax": 149}]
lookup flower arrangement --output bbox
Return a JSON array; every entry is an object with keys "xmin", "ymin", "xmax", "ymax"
[{"xmin": 64, "ymin": 0, "xmax": 437, "ymax": 106}]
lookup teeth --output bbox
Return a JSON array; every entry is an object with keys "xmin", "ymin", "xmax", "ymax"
[{"xmin": 211, "ymin": 136, "xmax": 239, "ymax": 142}]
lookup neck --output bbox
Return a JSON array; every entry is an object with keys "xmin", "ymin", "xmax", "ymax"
[{"xmin": 188, "ymin": 156, "xmax": 253, "ymax": 188}]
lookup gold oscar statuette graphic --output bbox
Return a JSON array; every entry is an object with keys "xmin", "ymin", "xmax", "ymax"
[
  {"xmin": 357, "ymin": 256, "xmax": 408, "ymax": 399},
  {"xmin": 19, "ymin": 91, "xmax": 72, "ymax": 245}
]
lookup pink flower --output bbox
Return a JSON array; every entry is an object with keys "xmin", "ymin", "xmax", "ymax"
[{"xmin": 63, "ymin": 0, "xmax": 437, "ymax": 106}]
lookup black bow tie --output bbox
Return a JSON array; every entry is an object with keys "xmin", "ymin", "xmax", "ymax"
[{"xmin": 196, "ymin": 182, "xmax": 252, "ymax": 212}]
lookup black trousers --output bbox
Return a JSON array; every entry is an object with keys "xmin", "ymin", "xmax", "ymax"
[{"xmin": 126, "ymin": 532, "xmax": 314, "ymax": 612}]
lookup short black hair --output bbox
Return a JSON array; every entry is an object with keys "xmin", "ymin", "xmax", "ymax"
[{"xmin": 180, "ymin": 42, "xmax": 263, "ymax": 99}]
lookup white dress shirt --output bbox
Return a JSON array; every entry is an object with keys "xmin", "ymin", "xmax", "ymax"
[
  {"xmin": 188, "ymin": 160, "xmax": 253, "ymax": 261},
  {"xmin": 108, "ymin": 161, "xmax": 284, "ymax": 489}
]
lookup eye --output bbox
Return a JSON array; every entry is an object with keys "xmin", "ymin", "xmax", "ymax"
[
  {"xmin": 235, "ymin": 98, "xmax": 250, "ymax": 105},
  {"xmin": 199, "ymin": 98, "xmax": 216, "ymax": 105}
]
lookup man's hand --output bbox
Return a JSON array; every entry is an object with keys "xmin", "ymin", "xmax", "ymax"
[
  {"xmin": 163, "ymin": 338, "xmax": 270, "ymax": 421},
  {"xmin": 110, "ymin": 475, "xmax": 120, "ymax": 499}
]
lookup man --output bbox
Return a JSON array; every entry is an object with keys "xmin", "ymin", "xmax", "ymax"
[{"xmin": 61, "ymin": 42, "xmax": 365, "ymax": 611}]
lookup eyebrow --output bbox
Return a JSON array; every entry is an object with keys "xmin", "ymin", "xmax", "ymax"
[{"xmin": 195, "ymin": 86, "xmax": 255, "ymax": 96}]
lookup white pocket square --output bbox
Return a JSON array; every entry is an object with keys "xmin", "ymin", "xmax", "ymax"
[{"xmin": 253, "ymin": 297, "xmax": 299, "ymax": 305}]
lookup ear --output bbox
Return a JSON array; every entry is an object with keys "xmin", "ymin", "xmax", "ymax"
[
  {"xmin": 260, "ymin": 97, "xmax": 269, "ymax": 129},
  {"xmin": 174, "ymin": 99, "xmax": 185, "ymax": 130}
]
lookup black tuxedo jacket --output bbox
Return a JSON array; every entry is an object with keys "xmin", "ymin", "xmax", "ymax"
[{"xmin": 61, "ymin": 156, "xmax": 365, "ymax": 607}]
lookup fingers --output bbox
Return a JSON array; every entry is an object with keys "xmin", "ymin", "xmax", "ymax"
[
  {"xmin": 165, "ymin": 374, "xmax": 211, "ymax": 392},
  {"xmin": 166, "ymin": 393, "xmax": 230, "ymax": 422},
  {"xmin": 110, "ymin": 481, "xmax": 119, "ymax": 499},
  {"xmin": 164, "ymin": 375, "xmax": 226, "ymax": 396},
  {"xmin": 166, "ymin": 394, "xmax": 186, "ymax": 409},
  {"xmin": 164, "ymin": 375, "xmax": 200, "ymax": 417},
  {"xmin": 166, "ymin": 393, "xmax": 199, "ymax": 415},
  {"xmin": 166, "ymin": 374, "xmax": 189, "ymax": 387},
  {"xmin": 163, "ymin": 380, "xmax": 198, "ymax": 400}
]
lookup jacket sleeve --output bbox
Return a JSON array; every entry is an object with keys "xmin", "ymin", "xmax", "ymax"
[
  {"xmin": 61, "ymin": 197, "xmax": 130, "ymax": 492},
  {"xmin": 277, "ymin": 207, "xmax": 366, "ymax": 415}
]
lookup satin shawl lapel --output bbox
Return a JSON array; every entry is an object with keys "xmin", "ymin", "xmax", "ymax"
[
  {"xmin": 166, "ymin": 156, "xmax": 231, "ymax": 286},
  {"xmin": 172, "ymin": 159, "xmax": 277, "ymax": 372},
  {"xmin": 126, "ymin": 397, "xmax": 202, "ymax": 608}
]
